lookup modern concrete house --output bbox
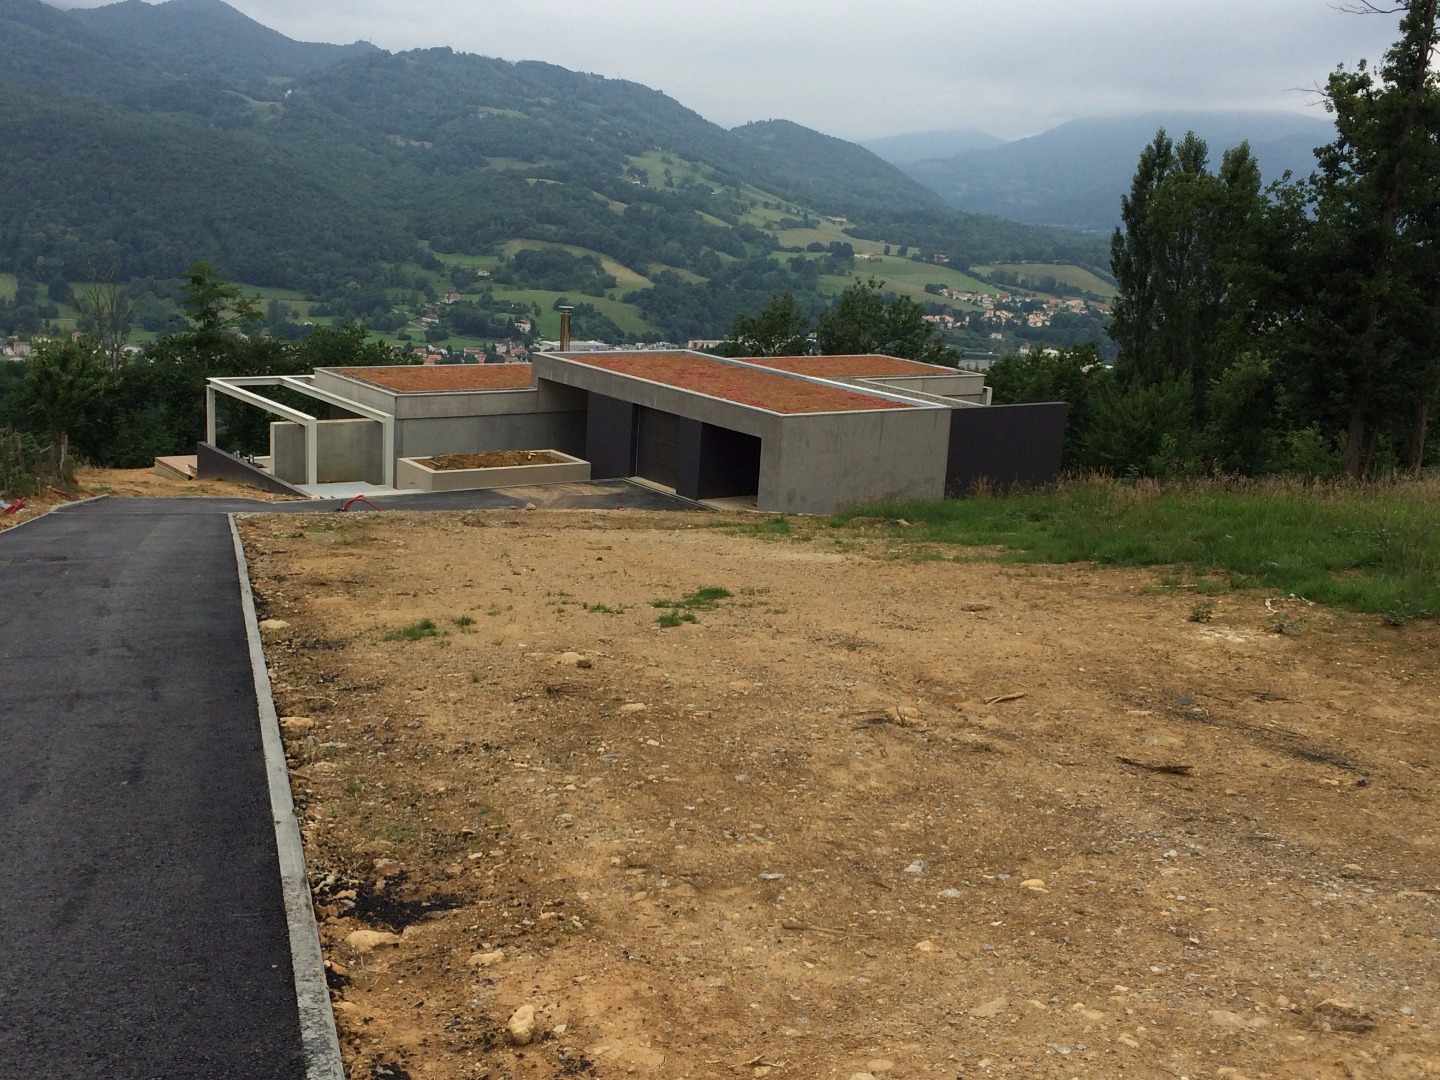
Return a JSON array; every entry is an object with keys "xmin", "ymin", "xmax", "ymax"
[{"xmin": 202, "ymin": 351, "xmax": 1066, "ymax": 513}]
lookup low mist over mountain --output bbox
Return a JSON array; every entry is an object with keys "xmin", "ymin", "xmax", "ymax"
[
  {"xmin": 896, "ymin": 112, "xmax": 1337, "ymax": 230},
  {"xmin": 861, "ymin": 128, "xmax": 1007, "ymax": 165}
]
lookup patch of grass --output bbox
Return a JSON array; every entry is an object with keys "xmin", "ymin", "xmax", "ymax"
[
  {"xmin": 1188, "ymin": 599, "xmax": 1216, "ymax": 623},
  {"xmin": 583, "ymin": 602, "xmax": 627, "ymax": 615},
  {"xmin": 652, "ymin": 585, "xmax": 731, "ymax": 627},
  {"xmin": 454, "ymin": 615, "xmax": 476, "ymax": 628},
  {"xmin": 836, "ymin": 476, "xmax": 1440, "ymax": 621},
  {"xmin": 383, "ymin": 618, "xmax": 440, "ymax": 642}
]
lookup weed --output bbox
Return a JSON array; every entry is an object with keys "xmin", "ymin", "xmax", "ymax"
[
  {"xmin": 383, "ymin": 619, "xmax": 439, "ymax": 642},
  {"xmin": 583, "ymin": 602, "xmax": 626, "ymax": 615},
  {"xmin": 344, "ymin": 778, "xmax": 361, "ymax": 794},
  {"xmin": 1187, "ymin": 600, "xmax": 1215, "ymax": 623},
  {"xmin": 652, "ymin": 586, "xmax": 731, "ymax": 626},
  {"xmin": 838, "ymin": 475, "xmax": 1440, "ymax": 621},
  {"xmin": 469, "ymin": 671, "xmax": 480, "ymax": 683},
  {"xmin": 454, "ymin": 615, "xmax": 476, "ymax": 628}
]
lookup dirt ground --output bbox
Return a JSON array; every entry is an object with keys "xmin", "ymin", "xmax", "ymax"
[
  {"xmin": 0, "ymin": 466, "xmax": 294, "ymax": 531},
  {"xmin": 239, "ymin": 509, "xmax": 1440, "ymax": 1080},
  {"xmin": 426, "ymin": 452, "xmax": 569, "ymax": 471}
]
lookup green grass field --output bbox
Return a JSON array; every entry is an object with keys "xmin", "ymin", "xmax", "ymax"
[
  {"xmin": 976, "ymin": 263, "xmax": 1118, "ymax": 300},
  {"xmin": 500, "ymin": 239, "xmax": 651, "ymax": 287},
  {"xmin": 837, "ymin": 476, "xmax": 1440, "ymax": 621},
  {"xmin": 486, "ymin": 288, "xmax": 658, "ymax": 338},
  {"xmin": 0, "ymin": 273, "xmax": 16, "ymax": 302},
  {"xmin": 808, "ymin": 255, "xmax": 998, "ymax": 308}
]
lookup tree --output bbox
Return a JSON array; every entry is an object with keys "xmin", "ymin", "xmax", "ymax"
[
  {"xmin": 719, "ymin": 292, "xmax": 813, "ymax": 356},
  {"xmin": 1295, "ymin": 0, "xmax": 1440, "ymax": 474},
  {"xmin": 24, "ymin": 336, "xmax": 106, "ymax": 472},
  {"xmin": 814, "ymin": 277, "xmax": 956, "ymax": 365},
  {"xmin": 73, "ymin": 272, "xmax": 136, "ymax": 370},
  {"xmin": 177, "ymin": 262, "xmax": 262, "ymax": 368},
  {"xmin": 1109, "ymin": 131, "xmax": 1265, "ymax": 424}
]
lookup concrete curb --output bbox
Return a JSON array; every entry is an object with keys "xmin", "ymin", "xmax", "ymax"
[
  {"xmin": 229, "ymin": 515, "xmax": 346, "ymax": 1080},
  {"xmin": 0, "ymin": 492, "xmax": 110, "ymax": 535}
]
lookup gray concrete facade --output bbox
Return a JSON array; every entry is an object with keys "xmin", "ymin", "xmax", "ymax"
[
  {"xmin": 271, "ymin": 418, "xmax": 384, "ymax": 485},
  {"xmin": 532, "ymin": 353, "xmax": 952, "ymax": 515}
]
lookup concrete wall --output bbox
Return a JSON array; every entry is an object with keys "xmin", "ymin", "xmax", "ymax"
[
  {"xmin": 270, "ymin": 418, "xmax": 385, "ymax": 485},
  {"xmin": 762, "ymin": 408, "xmax": 952, "ymax": 515},
  {"xmin": 195, "ymin": 442, "xmax": 309, "ymax": 497},
  {"xmin": 585, "ymin": 393, "xmax": 637, "ymax": 478},
  {"xmin": 394, "ymin": 412, "xmax": 586, "ymax": 461},
  {"xmin": 862, "ymin": 373, "xmax": 988, "ymax": 402},
  {"xmin": 396, "ymin": 452, "xmax": 591, "ymax": 491},
  {"xmin": 946, "ymin": 402, "xmax": 1068, "ymax": 495}
]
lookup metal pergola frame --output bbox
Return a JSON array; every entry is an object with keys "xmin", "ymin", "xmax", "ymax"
[{"xmin": 205, "ymin": 375, "xmax": 396, "ymax": 488}]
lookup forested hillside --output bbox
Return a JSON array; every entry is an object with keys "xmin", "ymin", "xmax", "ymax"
[{"xmin": 0, "ymin": 0, "xmax": 1109, "ymax": 342}]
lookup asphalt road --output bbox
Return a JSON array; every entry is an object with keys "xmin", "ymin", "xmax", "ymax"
[{"xmin": 0, "ymin": 504, "xmax": 305, "ymax": 1079}]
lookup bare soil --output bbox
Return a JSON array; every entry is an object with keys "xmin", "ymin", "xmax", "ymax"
[
  {"xmin": 424, "ymin": 452, "xmax": 568, "ymax": 471},
  {"xmin": 239, "ymin": 510, "xmax": 1440, "ymax": 1080}
]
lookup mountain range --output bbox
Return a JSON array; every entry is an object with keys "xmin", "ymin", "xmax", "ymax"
[{"xmin": 873, "ymin": 113, "xmax": 1337, "ymax": 230}]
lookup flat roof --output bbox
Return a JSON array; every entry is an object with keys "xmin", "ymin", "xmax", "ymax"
[
  {"xmin": 740, "ymin": 354, "xmax": 960, "ymax": 378},
  {"xmin": 337, "ymin": 364, "xmax": 535, "ymax": 393},
  {"xmin": 554, "ymin": 352, "xmax": 915, "ymax": 413}
]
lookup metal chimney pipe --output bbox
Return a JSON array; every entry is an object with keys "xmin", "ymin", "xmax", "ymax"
[{"xmin": 558, "ymin": 305, "xmax": 574, "ymax": 351}]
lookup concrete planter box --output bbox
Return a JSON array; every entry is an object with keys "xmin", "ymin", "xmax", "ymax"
[{"xmin": 396, "ymin": 450, "xmax": 592, "ymax": 491}]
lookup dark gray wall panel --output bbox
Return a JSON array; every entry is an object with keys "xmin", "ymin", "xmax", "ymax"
[{"xmin": 946, "ymin": 403, "xmax": 1068, "ymax": 495}]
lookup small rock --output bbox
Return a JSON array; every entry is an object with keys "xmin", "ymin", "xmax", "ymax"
[
  {"xmin": 1116, "ymin": 1034, "xmax": 1140, "ymax": 1048},
  {"xmin": 560, "ymin": 651, "xmax": 587, "ymax": 666},
  {"xmin": 331, "ymin": 1000, "xmax": 362, "ymax": 1016},
  {"xmin": 576, "ymin": 657, "xmax": 593, "ymax": 669},
  {"xmin": 618, "ymin": 703, "xmax": 647, "ymax": 714},
  {"xmin": 357, "ymin": 840, "xmax": 397, "ymax": 856},
  {"xmin": 507, "ymin": 1003, "xmax": 538, "ymax": 1045},
  {"xmin": 970, "ymin": 997, "xmax": 1008, "ymax": 1019},
  {"xmin": 866, "ymin": 1062, "xmax": 895, "ymax": 1074},
  {"xmin": 759, "ymin": 872, "xmax": 785, "ymax": 882},
  {"xmin": 279, "ymin": 716, "xmax": 315, "ymax": 731},
  {"xmin": 914, "ymin": 940, "xmax": 936, "ymax": 952},
  {"xmin": 258, "ymin": 619, "xmax": 289, "ymax": 631},
  {"xmin": 1208, "ymin": 1009, "xmax": 1269, "ymax": 1031},
  {"xmin": 345, "ymin": 930, "xmax": 401, "ymax": 953},
  {"xmin": 1021, "ymin": 878, "xmax": 1048, "ymax": 892},
  {"xmin": 1312, "ymin": 999, "xmax": 1377, "ymax": 1033},
  {"xmin": 938, "ymin": 888, "xmax": 965, "ymax": 898},
  {"xmin": 903, "ymin": 860, "xmax": 925, "ymax": 874},
  {"xmin": 468, "ymin": 950, "xmax": 505, "ymax": 968},
  {"xmin": 523, "ymin": 502, "xmax": 537, "ymax": 511}
]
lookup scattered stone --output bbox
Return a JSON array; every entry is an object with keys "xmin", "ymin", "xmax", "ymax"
[
  {"xmin": 523, "ymin": 502, "xmax": 537, "ymax": 511},
  {"xmin": 1021, "ymin": 878, "xmax": 1048, "ymax": 892},
  {"xmin": 938, "ymin": 888, "xmax": 965, "ymax": 898},
  {"xmin": 1208, "ymin": 1009, "xmax": 1269, "ymax": 1031},
  {"xmin": 507, "ymin": 1003, "xmax": 538, "ymax": 1046},
  {"xmin": 345, "ymin": 930, "xmax": 401, "ymax": 953},
  {"xmin": 331, "ymin": 1000, "xmax": 362, "ymax": 1016},
  {"xmin": 279, "ymin": 716, "xmax": 315, "ymax": 731},
  {"xmin": 970, "ymin": 997, "xmax": 1008, "ymax": 1019},
  {"xmin": 914, "ymin": 940, "xmax": 936, "ymax": 952},
  {"xmin": 618, "ymin": 703, "xmax": 647, "ymax": 714},
  {"xmin": 759, "ymin": 872, "xmax": 785, "ymax": 882},
  {"xmin": 560, "ymin": 652, "xmax": 587, "ymax": 667},
  {"xmin": 258, "ymin": 619, "xmax": 289, "ymax": 631},
  {"xmin": 1116, "ymin": 1034, "xmax": 1140, "ymax": 1048},
  {"xmin": 468, "ymin": 950, "xmax": 505, "ymax": 968},
  {"xmin": 357, "ymin": 840, "xmax": 397, "ymax": 856},
  {"xmin": 903, "ymin": 860, "xmax": 925, "ymax": 874},
  {"xmin": 1312, "ymin": 999, "xmax": 1377, "ymax": 1033}
]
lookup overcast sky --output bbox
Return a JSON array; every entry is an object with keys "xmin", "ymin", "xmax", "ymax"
[{"xmin": 53, "ymin": 0, "xmax": 1407, "ymax": 139}]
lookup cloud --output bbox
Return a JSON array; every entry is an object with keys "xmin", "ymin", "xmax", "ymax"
[{"xmin": 50, "ymin": 0, "xmax": 1405, "ymax": 138}]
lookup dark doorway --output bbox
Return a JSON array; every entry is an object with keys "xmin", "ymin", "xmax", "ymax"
[
  {"xmin": 636, "ymin": 407, "xmax": 682, "ymax": 489},
  {"xmin": 694, "ymin": 425, "xmax": 761, "ymax": 500}
]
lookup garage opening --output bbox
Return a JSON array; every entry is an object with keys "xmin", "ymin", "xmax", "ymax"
[{"xmin": 635, "ymin": 406, "xmax": 681, "ymax": 489}]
